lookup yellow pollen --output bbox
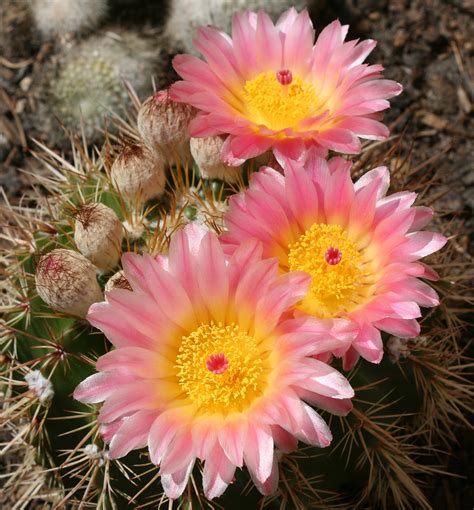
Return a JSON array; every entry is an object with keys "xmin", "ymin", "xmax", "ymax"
[
  {"xmin": 242, "ymin": 71, "xmax": 316, "ymax": 131},
  {"xmin": 288, "ymin": 224, "xmax": 374, "ymax": 318},
  {"xmin": 175, "ymin": 322, "xmax": 267, "ymax": 415}
]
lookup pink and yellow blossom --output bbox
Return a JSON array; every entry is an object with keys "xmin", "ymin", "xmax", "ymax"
[
  {"xmin": 74, "ymin": 225, "xmax": 355, "ymax": 499},
  {"xmin": 170, "ymin": 8, "xmax": 402, "ymax": 166},
  {"xmin": 221, "ymin": 156, "xmax": 447, "ymax": 368}
]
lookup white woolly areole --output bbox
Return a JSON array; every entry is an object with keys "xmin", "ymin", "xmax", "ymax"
[
  {"xmin": 30, "ymin": 0, "xmax": 108, "ymax": 38},
  {"xmin": 24, "ymin": 370, "xmax": 54, "ymax": 405},
  {"xmin": 84, "ymin": 444, "xmax": 109, "ymax": 466}
]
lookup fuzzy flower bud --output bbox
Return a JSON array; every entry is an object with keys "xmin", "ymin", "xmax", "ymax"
[
  {"xmin": 105, "ymin": 270, "xmax": 132, "ymax": 293},
  {"xmin": 35, "ymin": 249, "xmax": 103, "ymax": 318},
  {"xmin": 111, "ymin": 143, "xmax": 166, "ymax": 206},
  {"xmin": 137, "ymin": 90, "xmax": 194, "ymax": 166},
  {"xmin": 74, "ymin": 203, "xmax": 123, "ymax": 272},
  {"xmin": 24, "ymin": 370, "xmax": 54, "ymax": 406},
  {"xmin": 190, "ymin": 136, "xmax": 242, "ymax": 183}
]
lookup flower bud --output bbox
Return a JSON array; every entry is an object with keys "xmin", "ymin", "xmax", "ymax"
[
  {"xmin": 137, "ymin": 90, "xmax": 194, "ymax": 166},
  {"xmin": 105, "ymin": 270, "xmax": 132, "ymax": 293},
  {"xmin": 74, "ymin": 203, "xmax": 123, "ymax": 272},
  {"xmin": 190, "ymin": 136, "xmax": 242, "ymax": 183},
  {"xmin": 111, "ymin": 143, "xmax": 165, "ymax": 205},
  {"xmin": 35, "ymin": 249, "xmax": 103, "ymax": 318}
]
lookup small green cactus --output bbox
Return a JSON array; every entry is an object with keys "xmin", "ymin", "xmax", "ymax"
[{"xmin": 32, "ymin": 30, "xmax": 158, "ymax": 146}]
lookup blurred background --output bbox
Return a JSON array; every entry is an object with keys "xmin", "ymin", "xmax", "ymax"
[{"xmin": 0, "ymin": 0, "xmax": 472, "ymax": 508}]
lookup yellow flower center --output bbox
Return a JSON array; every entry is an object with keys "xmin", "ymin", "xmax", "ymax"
[
  {"xmin": 288, "ymin": 224, "xmax": 375, "ymax": 318},
  {"xmin": 175, "ymin": 322, "xmax": 268, "ymax": 415},
  {"xmin": 242, "ymin": 70, "xmax": 316, "ymax": 131}
]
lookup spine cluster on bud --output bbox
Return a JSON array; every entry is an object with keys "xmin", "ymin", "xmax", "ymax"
[
  {"xmin": 74, "ymin": 203, "xmax": 123, "ymax": 272},
  {"xmin": 190, "ymin": 136, "xmax": 242, "ymax": 183},
  {"xmin": 111, "ymin": 143, "xmax": 166, "ymax": 206},
  {"xmin": 137, "ymin": 90, "xmax": 195, "ymax": 166},
  {"xmin": 35, "ymin": 249, "xmax": 103, "ymax": 318}
]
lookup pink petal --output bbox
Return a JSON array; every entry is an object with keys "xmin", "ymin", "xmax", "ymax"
[
  {"xmin": 168, "ymin": 224, "xmax": 208, "ymax": 323},
  {"xmin": 232, "ymin": 11, "xmax": 258, "ymax": 78},
  {"xmin": 96, "ymin": 347, "xmax": 164, "ymax": 377},
  {"xmin": 161, "ymin": 459, "xmax": 195, "ymax": 500},
  {"xmin": 250, "ymin": 451, "xmax": 279, "ymax": 496},
  {"xmin": 298, "ymin": 389, "xmax": 353, "ymax": 416},
  {"xmin": 160, "ymin": 428, "xmax": 195, "ymax": 475},
  {"xmin": 409, "ymin": 206, "xmax": 434, "ymax": 232},
  {"xmin": 271, "ymin": 425, "xmax": 298, "ymax": 453},
  {"xmin": 354, "ymin": 165, "xmax": 390, "ymax": 199},
  {"xmin": 280, "ymin": 9, "xmax": 314, "ymax": 74},
  {"xmin": 188, "ymin": 113, "xmax": 240, "ymax": 137},
  {"xmin": 218, "ymin": 421, "xmax": 246, "ymax": 468},
  {"xmin": 352, "ymin": 323, "xmax": 383, "ymax": 363},
  {"xmin": 324, "ymin": 157, "xmax": 355, "ymax": 225},
  {"xmin": 87, "ymin": 303, "xmax": 155, "ymax": 348},
  {"xmin": 222, "ymin": 134, "xmax": 274, "ymax": 165},
  {"xmin": 273, "ymin": 138, "xmax": 306, "ymax": 165},
  {"xmin": 283, "ymin": 158, "xmax": 319, "ymax": 230},
  {"xmin": 98, "ymin": 380, "xmax": 158, "ymax": 423},
  {"xmin": 234, "ymin": 258, "xmax": 279, "ymax": 330},
  {"xmin": 243, "ymin": 424, "xmax": 274, "ymax": 483},
  {"xmin": 254, "ymin": 271, "xmax": 311, "ymax": 337},
  {"xmin": 336, "ymin": 116, "xmax": 389, "ymax": 140},
  {"xmin": 193, "ymin": 26, "xmax": 241, "ymax": 88},
  {"xmin": 109, "ymin": 410, "xmax": 159, "ymax": 459},
  {"xmin": 315, "ymin": 128, "xmax": 361, "ymax": 154},
  {"xmin": 293, "ymin": 359, "xmax": 355, "ymax": 399},
  {"xmin": 255, "ymin": 11, "xmax": 282, "ymax": 71},
  {"xmin": 295, "ymin": 403, "xmax": 332, "ymax": 447},
  {"xmin": 391, "ymin": 232, "xmax": 447, "ymax": 261},
  {"xmin": 227, "ymin": 238, "xmax": 263, "ymax": 294},
  {"xmin": 375, "ymin": 317, "xmax": 421, "ymax": 338},
  {"xmin": 203, "ymin": 442, "xmax": 236, "ymax": 499},
  {"xmin": 197, "ymin": 231, "xmax": 229, "ymax": 322},
  {"xmin": 278, "ymin": 317, "xmax": 356, "ymax": 357},
  {"xmin": 148, "ymin": 410, "xmax": 181, "ymax": 465},
  {"xmin": 74, "ymin": 371, "xmax": 138, "ymax": 404},
  {"xmin": 172, "ymin": 54, "xmax": 227, "ymax": 94}
]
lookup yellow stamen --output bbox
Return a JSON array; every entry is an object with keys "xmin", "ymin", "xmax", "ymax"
[
  {"xmin": 175, "ymin": 322, "xmax": 268, "ymax": 414},
  {"xmin": 288, "ymin": 224, "xmax": 375, "ymax": 317},
  {"xmin": 242, "ymin": 71, "xmax": 316, "ymax": 131}
]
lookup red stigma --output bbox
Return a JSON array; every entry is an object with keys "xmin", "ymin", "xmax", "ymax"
[
  {"xmin": 325, "ymin": 247, "xmax": 342, "ymax": 265},
  {"xmin": 206, "ymin": 353, "xmax": 229, "ymax": 375},
  {"xmin": 276, "ymin": 69, "xmax": 293, "ymax": 85}
]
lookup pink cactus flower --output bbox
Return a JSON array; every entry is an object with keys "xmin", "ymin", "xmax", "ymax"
[
  {"xmin": 221, "ymin": 156, "xmax": 447, "ymax": 369},
  {"xmin": 170, "ymin": 8, "xmax": 402, "ymax": 166},
  {"xmin": 74, "ymin": 224, "xmax": 355, "ymax": 500}
]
